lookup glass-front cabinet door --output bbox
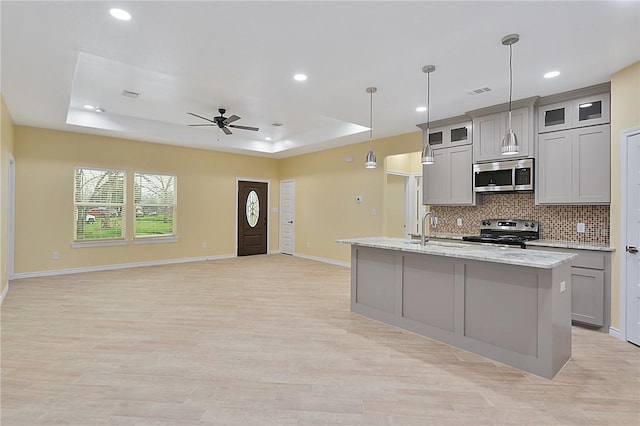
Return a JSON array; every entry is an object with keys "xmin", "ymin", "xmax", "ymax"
[{"xmin": 538, "ymin": 93, "xmax": 610, "ymax": 133}]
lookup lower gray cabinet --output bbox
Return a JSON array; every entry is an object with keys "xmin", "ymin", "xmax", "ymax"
[
  {"xmin": 571, "ymin": 267, "xmax": 605, "ymax": 326},
  {"xmin": 529, "ymin": 246, "xmax": 610, "ymax": 329}
]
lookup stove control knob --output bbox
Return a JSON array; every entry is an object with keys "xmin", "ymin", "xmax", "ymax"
[
  {"xmin": 524, "ymin": 223, "xmax": 529, "ymax": 227},
  {"xmin": 486, "ymin": 221, "xmax": 491, "ymax": 226},
  {"xmin": 530, "ymin": 223, "xmax": 536, "ymax": 228}
]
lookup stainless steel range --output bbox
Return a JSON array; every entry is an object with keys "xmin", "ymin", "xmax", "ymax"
[{"xmin": 462, "ymin": 219, "xmax": 540, "ymax": 248}]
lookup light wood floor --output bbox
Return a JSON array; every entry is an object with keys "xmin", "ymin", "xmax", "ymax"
[{"xmin": 2, "ymin": 255, "xmax": 638, "ymax": 425}]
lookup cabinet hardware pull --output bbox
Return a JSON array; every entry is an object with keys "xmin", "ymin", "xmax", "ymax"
[{"xmin": 627, "ymin": 246, "xmax": 638, "ymax": 254}]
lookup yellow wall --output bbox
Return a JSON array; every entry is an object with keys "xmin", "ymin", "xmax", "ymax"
[
  {"xmin": 1, "ymin": 95, "xmax": 16, "ymax": 299},
  {"xmin": 13, "ymin": 126, "xmax": 280, "ymax": 274},
  {"xmin": 610, "ymin": 61, "xmax": 640, "ymax": 330},
  {"xmin": 279, "ymin": 132, "xmax": 421, "ymax": 263}
]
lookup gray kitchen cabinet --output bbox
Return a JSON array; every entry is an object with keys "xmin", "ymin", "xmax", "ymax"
[
  {"xmin": 538, "ymin": 92, "xmax": 610, "ymax": 133},
  {"xmin": 423, "ymin": 144, "xmax": 473, "ymax": 205},
  {"xmin": 427, "ymin": 121, "xmax": 472, "ymax": 149},
  {"xmin": 538, "ymin": 124, "xmax": 610, "ymax": 204},
  {"xmin": 472, "ymin": 106, "xmax": 532, "ymax": 162},
  {"xmin": 529, "ymin": 246, "xmax": 610, "ymax": 329},
  {"xmin": 572, "ymin": 267, "xmax": 605, "ymax": 326}
]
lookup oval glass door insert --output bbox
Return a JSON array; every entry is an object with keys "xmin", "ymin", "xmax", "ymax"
[{"xmin": 246, "ymin": 190, "xmax": 259, "ymax": 227}]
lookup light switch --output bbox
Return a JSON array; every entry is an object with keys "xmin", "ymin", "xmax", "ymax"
[{"xmin": 577, "ymin": 223, "xmax": 586, "ymax": 233}]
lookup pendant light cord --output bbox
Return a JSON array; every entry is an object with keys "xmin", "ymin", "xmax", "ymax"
[
  {"xmin": 369, "ymin": 90, "xmax": 373, "ymax": 148},
  {"xmin": 508, "ymin": 43, "xmax": 513, "ymax": 129},
  {"xmin": 426, "ymin": 71, "xmax": 430, "ymax": 133}
]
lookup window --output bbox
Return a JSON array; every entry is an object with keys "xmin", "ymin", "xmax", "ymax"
[
  {"xmin": 74, "ymin": 167, "xmax": 125, "ymax": 241},
  {"xmin": 134, "ymin": 172, "xmax": 176, "ymax": 238}
]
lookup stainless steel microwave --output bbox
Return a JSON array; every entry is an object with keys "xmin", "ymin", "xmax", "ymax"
[{"xmin": 473, "ymin": 158, "xmax": 534, "ymax": 192}]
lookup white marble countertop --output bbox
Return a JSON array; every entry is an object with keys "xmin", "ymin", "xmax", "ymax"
[
  {"xmin": 337, "ymin": 237, "xmax": 577, "ymax": 269},
  {"xmin": 427, "ymin": 233, "xmax": 615, "ymax": 252}
]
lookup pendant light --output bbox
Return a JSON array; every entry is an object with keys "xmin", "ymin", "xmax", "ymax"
[
  {"xmin": 421, "ymin": 65, "xmax": 436, "ymax": 165},
  {"xmin": 365, "ymin": 86, "xmax": 377, "ymax": 169},
  {"xmin": 501, "ymin": 33, "xmax": 520, "ymax": 155}
]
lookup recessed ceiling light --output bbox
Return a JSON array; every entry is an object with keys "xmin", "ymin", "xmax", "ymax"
[
  {"xmin": 544, "ymin": 70, "xmax": 560, "ymax": 79},
  {"xmin": 83, "ymin": 104, "xmax": 95, "ymax": 110},
  {"xmin": 293, "ymin": 73, "xmax": 307, "ymax": 81},
  {"xmin": 416, "ymin": 106, "xmax": 427, "ymax": 112},
  {"xmin": 110, "ymin": 8, "xmax": 131, "ymax": 21},
  {"xmin": 265, "ymin": 137, "xmax": 272, "ymax": 141}
]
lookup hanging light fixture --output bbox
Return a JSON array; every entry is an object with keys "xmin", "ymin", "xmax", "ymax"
[
  {"xmin": 421, "ymin": 65, "xmax": 436, "ymax": 165},
  {"xmin": 501, "ymin": 33, "xmax": 520, "ymax": 155},
  {"xmin": 365, "ymin": 86, "xmax": 377, "ymax": 169}
]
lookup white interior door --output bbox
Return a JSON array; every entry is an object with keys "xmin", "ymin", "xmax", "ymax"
[
  {"xmin": 625, "ymin": 130, "xmax": 640, "ymax": 346},
  {"xmin": 279, "ymin": 180, "xmax": 295, "ymax": 255}
]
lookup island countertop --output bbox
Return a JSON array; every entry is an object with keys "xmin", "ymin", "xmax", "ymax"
[{"xmin": 337, "ymin": 237, "xmax": 577, "ymax": 269}]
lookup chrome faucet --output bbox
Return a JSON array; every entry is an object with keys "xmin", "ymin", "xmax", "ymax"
[{"xmin": 421, "ymin": 211, "xmax": 432, "ymax": 246}]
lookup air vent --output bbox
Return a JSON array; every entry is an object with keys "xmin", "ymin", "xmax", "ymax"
[
  {"xmin": 468, "ymin": 87, "xmax": 492, "ymax": 95},
  {"xmin": 122, "ymin": 90, "xmax": 140, "ymax": 98},
  {"xmin": 271, "ymin": 122, "xmax": 283, "ymax": 127}
]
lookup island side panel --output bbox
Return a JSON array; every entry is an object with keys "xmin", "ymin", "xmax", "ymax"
[
  {"xmin": 351, "ymin": 246, "xmax": 401, "ymax": 320},
  {"xmin": 402, "ymin": 253, "xmax": 456, "ymax": 332},
  {"xmin": 464, "ymin": 261, "xmax": 540, "ymax": 357},
  {"xmin": 550, "ymin": 262, "xmax": 572, "ymax": 375}
]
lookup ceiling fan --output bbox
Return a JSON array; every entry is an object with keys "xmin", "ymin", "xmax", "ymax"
[{"xmin": 187, "ymin": 108, "xmax": 259, "ymax": 135}]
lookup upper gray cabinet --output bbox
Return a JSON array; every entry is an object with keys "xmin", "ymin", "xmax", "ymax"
[
  {"xmin": 538, "ymin": 93, "xmax": 610, "ymax": 133},
  {"xmin": 538, "ymin": 124, "xmax": 611, "ymax": 204},
  {"xmin": 536, "ymin": 84, "xmax": 611, "ymax": 205},
  {"xmin": 468, "ymin": 98, "xmax": 537, "ymax": 162},
  {"xmin": 423, "ymin": 144, "xmax": 474, "ymax": 206},
  {"xmin": 427, "ymin": 121, "xmax": 472, "ymax": 149}
]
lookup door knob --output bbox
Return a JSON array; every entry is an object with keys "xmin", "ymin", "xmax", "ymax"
[{"xmin": 627, "ymin": 246, "xmax": 638, "ymax": 254}]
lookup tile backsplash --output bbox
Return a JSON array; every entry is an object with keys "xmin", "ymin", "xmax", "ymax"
[{"xmin": 430, "ymin": 192, "xmax": 610, "ymax": 245}]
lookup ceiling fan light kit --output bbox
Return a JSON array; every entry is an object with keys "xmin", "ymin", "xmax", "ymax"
[
  {"xmin": 365, "ymin": 87, "xmax": 377, "ymax": 169},
  {"xmin": 187, "ymin": 108, "xmax": 259, "ymax": 136},
  {"xmin": 501, "ymin": 33, "xmax": 520, "ymax": 155}
]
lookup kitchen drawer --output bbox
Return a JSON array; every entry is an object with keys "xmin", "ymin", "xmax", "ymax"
[{"xmin": 572, "ymin": 251, "xmax": 605, "ymax": 270}]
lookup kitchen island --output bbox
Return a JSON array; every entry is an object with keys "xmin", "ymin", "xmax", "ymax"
[{"xmin": 337, "ymin": 237, "xmax": 577, "ymax": 379}]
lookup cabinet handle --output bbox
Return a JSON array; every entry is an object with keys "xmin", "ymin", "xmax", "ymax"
[
  {"xmin": 627, "ymin": 246, "xmax": 638, "ymax": 254},
  {"xmin": 287, "ymin": 220, "xmax": 294, "ymax": 224}
]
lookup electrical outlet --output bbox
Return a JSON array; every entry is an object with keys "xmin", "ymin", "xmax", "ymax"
[
  {"xmin": 560, "ymin": 281, "xmax": 566, "ymax": 293},
  {"xmin": 371, "ymin": 208, "xmax": 377, "ymax": 216},
  {"xmin": 202, "ymin": 242, "xmax": 207, "ymax": 248},
  {"xmin": 431, "ymin": 216, "xmax": 438, "ymax": 226},
  {"xmin": 457, "ymin": 218, "xmax": 463, "ymax": 227},
  {"xmin": 306, "ymin": 241, "xmax": 311, "ymax": 248},
  {"xmin": 52, "ymin": 251, "xmax": 60, "ymax": 260},
  {"xmin": 577, "ymin": 223, "xmax": 586, "ymax": 233}
]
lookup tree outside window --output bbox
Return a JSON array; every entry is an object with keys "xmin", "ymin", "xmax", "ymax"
[
  {"xmin": 74, "ymin": 167, "xmax": 125, "ymax": 241},
  {"xmin": 134, "ymin": 173, "xmax": 176, "ymax": 237}
]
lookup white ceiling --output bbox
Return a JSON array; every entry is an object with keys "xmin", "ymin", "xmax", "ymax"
[{"xmin": 1, "ymin": 1, "xmax": 639, "ymax": 159}]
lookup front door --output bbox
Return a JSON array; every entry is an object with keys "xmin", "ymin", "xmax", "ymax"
[{"xmin": 237, "ymin": 181, "xmax": 268, "ymax": 256}]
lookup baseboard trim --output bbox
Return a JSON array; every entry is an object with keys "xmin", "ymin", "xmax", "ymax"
[
  {"xmin": 0, "ymin": 282, "xmax": 8, "ymax": 305},
  {"xmin": 609, "ymin": 327, "xmax": 623, "ymax": 340},
  {"xmin": 294, "ymin": 253, "xmax": 350, "ymax": 268},
  {"xmin": 10, "ymin": 254, "xmax": 237, "ymax": 280}
]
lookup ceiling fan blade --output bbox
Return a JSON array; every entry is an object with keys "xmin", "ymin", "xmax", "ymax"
[
  {"xmin": 187, "ymin": 112, "xmax": 215, "ymax": 123},
  {"xmin": 229, "ymin": 124, "xmax": 259, "ymax": 132},
  {"xmin": 224, "ymin": 114, "xmax": 241, "ymax": 125},
  {"xmin": 222, "ymin": 127, "xmax": 233, "ymax": 135},
  {"xmin": 188, "ymin": 124, "xmax": 215, "ymax": 127}
]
